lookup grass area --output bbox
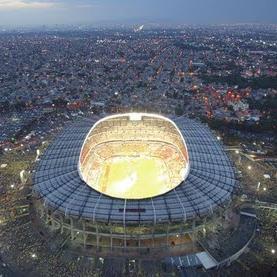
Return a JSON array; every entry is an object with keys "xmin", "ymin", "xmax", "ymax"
[{"xmin": 94, "ymin": 156, "xmax": 174, "ymax": 199}]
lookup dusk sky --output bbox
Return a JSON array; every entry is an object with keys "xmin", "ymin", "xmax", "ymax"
[{"xmin": 0, "ymin": 0, "xmax": 276, "ymax": 26}]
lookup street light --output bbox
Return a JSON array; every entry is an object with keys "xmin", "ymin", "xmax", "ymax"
[
  {"xmin": 235, "ymin": 150, "xmax": 239, "ymax": 154},
  {"xmin": 247, "ymin": 166, "xmax": 252, "ymax": 170},
  {"xmin": 263, "ymin": 187, "xmax": 267, "ymax": 191},
  {"xmin": 99, "ymin": 257, "xmax": 104, "ymax": 263},
  {"xmin": 271, "ymin": 249, "xmax": 275, "ymax": 254}
]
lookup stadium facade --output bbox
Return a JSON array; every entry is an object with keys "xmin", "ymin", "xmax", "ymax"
[{"xmin": 32, "ymin": 113, "xmax": 236, "ymax": 258}]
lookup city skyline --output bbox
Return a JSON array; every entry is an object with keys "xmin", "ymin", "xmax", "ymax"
[{"xmin": 0, "ymin": 0, "xmax": 277, "ymax": 26}]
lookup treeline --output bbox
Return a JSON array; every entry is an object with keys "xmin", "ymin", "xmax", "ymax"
[
  {"xmin": 201, "ymin": 116, "xmax": 276, "ymax": 133},
  {"xmin": 200, "ymin": 74, "xmax": 277, "ymax": 89},
  {"xmin": 247, "ymin": 96, "xmax": 277, "ymax": 112}
]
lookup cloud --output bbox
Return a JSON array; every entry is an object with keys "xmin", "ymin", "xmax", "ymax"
[
  {"xmin": 76, "ymin": 4, "xmax": 97, "ymax": 9},
  {"xmin": 0, "ymin": 0, "xmax": 56, "ymax": 10}
]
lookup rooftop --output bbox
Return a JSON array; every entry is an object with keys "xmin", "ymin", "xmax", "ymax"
[{"xmin": 33, "ymin": 116, "xmax": 236, "ymax": 224}]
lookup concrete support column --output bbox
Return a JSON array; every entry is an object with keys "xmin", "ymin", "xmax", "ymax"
[
  {"xmin": 212, "ymin": 212, "xmax": 217, "ymax": 231},
  {"xmin": 82, "ymin": 221, "xmax": 87, "ymax": 248},
  {"xmin": 238, "ymin": 154, "xmax": 241, "ymax": 165},
  {"xmin": 52, "ymin": 217, "xmax": 57, "ymax": 229},
  {"xmin": 46, "ymin": 214, "xmax": 49, "ymax": 225},
  {"xmin": 39, "ymin": 205, "xmax": 45, "ymax": 218},
  {"xmin": 192, "ymin": 220, "xmax": 196, "ymax": 252},
  {"xmin": 70, "ymin": 218, "xmax": 74, "ymax": 240},
  {"xmin": 45, "ymin": 209, "xmax": 50, "ymax": 224},
  {"xmin": 83, "ymin": 233, "xmax": 87, "ymax": 248},
  {"xmin": 60, "ymin": 216, "xmax": 64, "ymax": 234},
  {"xmin": 152, "ymin": 225, "xmax": 155, "ymax": 247},
  {"xmin": 47, "ymin": 213, "xmax": 53, "ymax": 227},
  {"xmin": 203, "ymin": 217, "xmax": 207, "ymax": 237},
  {"xmin": 124, "ymin": 228, "xmax": 127, "ymax": 248},
  {"xmin": 138, "ymin": 234, "xmax": 141, "ymax": 248},
  {"xmin": 219, "ymin": 208, "xmax": 224, "ymax": 219},
  {"xmin": 110, "ymin": 228, "xmax": 113, "ymax": 250},
  {"xmin": 96, "ymin": 225, "xmax": 99, "ymax": 250},
  {"xmin": 166, "ymin": 225, "xmax": 169, "ymax": 246}
]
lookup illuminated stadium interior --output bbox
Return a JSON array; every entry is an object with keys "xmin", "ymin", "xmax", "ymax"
[{"xmin": 78, "ymin": 113, "xmax": 190, "ymax": 199}]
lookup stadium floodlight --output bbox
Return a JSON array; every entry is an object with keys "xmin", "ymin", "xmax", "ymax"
[{"xmin": 129, "ymin": 113, "xmax": 142, "ymax": 121}]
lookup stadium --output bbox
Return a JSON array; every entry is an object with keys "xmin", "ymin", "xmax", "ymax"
[{"xmin": 32, "ymin": 113, "xmax": 238, "ymax": 260}]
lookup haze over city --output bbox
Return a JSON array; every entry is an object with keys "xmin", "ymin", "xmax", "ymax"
[{"xmin": 0, "ymin": 0, "xmax": 277, "ymax": 26}]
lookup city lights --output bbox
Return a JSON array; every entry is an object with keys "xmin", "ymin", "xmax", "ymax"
[{"xmin": 0, "ymin": 17, "xmax": 276, "ymax": 276}]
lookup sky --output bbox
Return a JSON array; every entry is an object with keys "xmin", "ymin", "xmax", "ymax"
[{"xmin": 0, "ymin": 0, "xmax": 276, "ymax": 26}]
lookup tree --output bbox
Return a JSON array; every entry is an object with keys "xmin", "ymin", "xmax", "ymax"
[{"xmin": 175, "ymin": 104, "xmax": 184, "ymax": 116}]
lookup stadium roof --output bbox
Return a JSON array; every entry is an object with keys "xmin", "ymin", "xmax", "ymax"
[{"xmin": 33, "ymin": 116, "xmax": 236, "ymax": 225}]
